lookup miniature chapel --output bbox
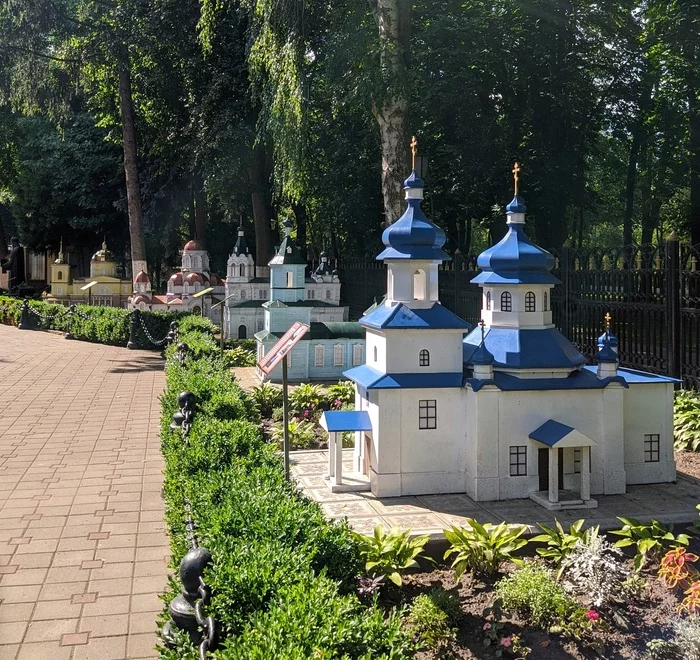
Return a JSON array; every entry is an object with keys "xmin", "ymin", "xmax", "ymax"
[{"xmin": 335, "ymin": 158, "xmax": 677, "ymax": 510}]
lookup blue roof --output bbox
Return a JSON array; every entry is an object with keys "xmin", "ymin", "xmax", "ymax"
[
  {"xmin": 596, "ymin": 339, "xmax": 618, "ymax": 363},
  {"xmin": 465, "ymin": 368, "xmax": 629, "ymax": 392},
  {"xmin": 320, "ymin": 410, "xmax": 372, "ymax": 433},
  {"xmin": 344, "ymin": 364, "xmax": 462, "ymax": 390},
  {"xmin": 361, "ymin": 302, "xmax": 471, "ymax": 331},
  {"xmin": 614, "ymin": 367, "xmax": 681, "ymax": 384},
  {"xmin": 597, "ymin": 331, "xmax": 618, "ymax": 347},
  {"xmin": 471, "ymin": 342, "xmax": 494, "ymax": 365},
  {"xmin": 529, "ymin": 420, "xmax": 575, "ymax": 447},
  {"xmin": 506, "ymin": 195, "xmax": 527, "ymax": 214},
  {"xmin": 377, "ymin": 170, "xmax": 450, "ymax": 262},
  {"xmin": 463, "ymin": 327, "xmax": 586, "ymax": 370},
  {"xmin": 471, "ymin": 217, "xmax": 559, "ymax": 285}
]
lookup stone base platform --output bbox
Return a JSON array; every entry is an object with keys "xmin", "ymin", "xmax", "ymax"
[
  {"xmin": 291, "ymin": 449, "xmax": 700, "ymax": 540},
  {"xmin": 529, "ymin": 490, "xmax": 598, "ymax": 511}
]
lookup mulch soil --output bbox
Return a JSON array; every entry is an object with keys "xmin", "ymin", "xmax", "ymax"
[{"xmin": 676, "ymin": 450, "xmax": 700, "ymax": 481}]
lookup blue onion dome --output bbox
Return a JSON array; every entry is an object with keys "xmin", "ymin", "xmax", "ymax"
[
  {"xmin": 597, "ymin": 330, "xmax": 618, "ymax": 348},
  {"xmin": 471, "ymin": 194, "xmax": 559, "ymax": 285},
  {"xmin": 471, "ymin": 341, "xmax": 495, "ymax": 366},
  {"xmin": 377, "ymin": 170, "xmax": 450, "ymax": 261},
  {"xmin": 596, "ymin": 337, "xmax": 618, "ymax": 363}
]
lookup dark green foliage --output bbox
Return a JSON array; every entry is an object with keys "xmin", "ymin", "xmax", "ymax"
[
  {"xmin": 407, "ymin": 592, "xmax": 457, "ymax": 654},
  {"xmin": 159, "ymin": 323, "xmax": 413, "ymax": 658},
  {"xmin": 674, "ymin": 390, "xmax": 700, "ymax": 452}
]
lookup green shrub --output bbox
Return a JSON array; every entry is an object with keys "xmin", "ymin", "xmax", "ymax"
[
  {"xmin": 353, "ymin": 525, "xmax": 429, "ymax": 586},
  {"xmin": 224, "ymin": 345, "xmax": 256, "ymax": 367},
  {"xmin": 326, "ymin": 380, "xmax": 355, "ymax": 408},
  {"xmin": 444, "ymin": 519, "xmax": 528, "ymax": 578},
  {"xmin": 496, "ymin": 563, "xmax": 575, "ymax": 628},
  {"xmin": 675, "ymin": 389, "xmax": 700, "ymax": 451},
  {"xmin": 611, "ymin": 517, "xmax": 690, "ymax": 571},
  {"xmin": 269, "ymin": 419, "xmax": 318, "ymax": 450},
  {"xmin": 251, "ymin": 382, "xmax": 283, "ymax": 417},
  {"xmin": 289, "ymin": 383, "xmax": 324, "ymax": 413},
  {"xmin": 407, "ymin": 593, "xmax": 457, "ymax": 654}
]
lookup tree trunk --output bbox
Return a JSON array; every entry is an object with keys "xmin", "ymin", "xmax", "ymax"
[
  {"xmin": 193, "ymin": 170, "xmax": 207, "ymax": 247},
  {"xmin": 117, "ymin": 56, "xmax": 147, "ymax": 278},
  {"xmin": 689, "ymin": 88, "xmax": 700, "ymax": 245},
  {"xmin": 291, "ymin": 202, "xmax": 308, "ymax": 260},
  {"xmin": 369, "ymin": 0, "xmax": 411, "ymax": 226},
  {"xmin": 248, "ymin": 145, "xmax": 276, "ymax": 272},
  {"xmin": 623, "ymin": 132, "xmax": 640, "ymax": 248}
]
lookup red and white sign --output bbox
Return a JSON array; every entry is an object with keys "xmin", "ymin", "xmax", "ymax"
[{"xmin": 257, "ymin": 322, "xmax": 309, "ymax": 375}]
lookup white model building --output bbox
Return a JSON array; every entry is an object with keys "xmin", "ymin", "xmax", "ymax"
[
  {"xmin": 224, "ymin": 220, "xmax": 347, "ymax": 340},
  {"xmin": 334, "ymin": 166, "xmax": 677, "ymax": 510}
]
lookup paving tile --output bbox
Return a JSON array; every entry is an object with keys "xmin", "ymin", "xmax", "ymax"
[
  {"xmin": 16, "ymin": 641, "xmax": 72, "ymax": 660},
  {"xmin": 0, "ymin": 621, "xmax": 28, "ymax": 645},
  {"xmin": 79, "ymin": 613, "xmax": 129, "ymax": 638},
  {"xmin": 71, "ymin": 634, "xmax": 127, "ymax": 660},
  {"xmin": 24, "ymin": 618, "xmax": 78, "ymax": 643}
]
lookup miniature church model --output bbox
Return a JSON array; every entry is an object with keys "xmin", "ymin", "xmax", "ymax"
[
  {"xmin": 251, "ymin": 219, "xmax": 364, "ymax": 382},
  {"xmin": 224, "ymin": 221, "xmax": 346, "ymax": 340},
  {"xmin": 332, "ymin": 152, "xmax": 676, "ymax": 510}
]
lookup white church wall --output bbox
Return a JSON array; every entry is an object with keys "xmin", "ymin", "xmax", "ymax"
[
  {"xmin": 623, "ymin": 383, "xmax": 676, "ymax": 484},
  {"xmin": 480, "ymin": 285, "xmax": 554, "ymax": 328},
  {"xmin": 365, "ymin": 331, "xmax": 387, "ymax": 373},
  {"xmin": 386, "ymin": 261, "xmax": 439, "ymax": 307},
  {"xmin": 383, "ymin": 329, "xmax": 464, "ymax": 374}
]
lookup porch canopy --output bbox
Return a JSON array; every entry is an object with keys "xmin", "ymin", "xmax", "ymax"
[
  {"xmin": 320, "ymin": 411, "xmax": 372, "ymax": 490},
  {"xmin": 529, "ymin": 419, "xmax": 597, "ymax": 505}
]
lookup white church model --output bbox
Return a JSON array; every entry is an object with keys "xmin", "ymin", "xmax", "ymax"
[{"xmin": 332, "ymin": 158, "xmax": 677, "ymax": 510}]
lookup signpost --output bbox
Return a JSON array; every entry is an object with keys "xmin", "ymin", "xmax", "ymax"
[
  {"xmin": 257, "ymin": 322, "xmax": 310, "ymax": 479},
  {"xmin": 211, "ymin": 292, "xmax": 239, "ymax": 356},
  {"xmin": 80, "ymin": 280, "xmax": 97, "ymax": 307},
  {"xmin": 192, "ymin": 286, "xmax": 214, "ymax": 317}
]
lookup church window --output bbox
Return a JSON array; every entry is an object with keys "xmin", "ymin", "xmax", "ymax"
[
  {"xmin": 353, "ymin": 344, "xmax": 363, "ymax": 366},
  {"xmin": 334, "ymin": 344, "xmax": 344, "ymax": 367},
  {"xmin": 544, "ymin": 291, "xmax": 548, "ymax": 311},
  {"xmin": 239, "ymin": 265, "xmax": 245, "ymax": 277},
  {"xmin": 644, "ymin": 434, "xmax": 660, "ymax": 462},
  {"xmin": 418, "ymin": 400, "xmax": 437, "ymax": 430},
  {"xmin": 287, "ymin": 272, "xmax": 294, "ymax": 287},
  {"xmin": 373, "ymin": 346, "xmax": 378, "ymax": 362},
  {"xmin": 501, "ymin": 291, "xmax": 512, "ymax": 312},
  {"xmin": 57, "ymin": 271, "xmax": 63, "ymax": 281},
  {"xmin": 419, "ymin": 349, "xmax": 430, "ymax": 367},
  {"xmin": 256, "ymin": 319, "xmax": 263, "ymax": 331},
  {"xmin": 486, "ymin": 291, "xmax": 491, "ymax": 310},
  {"xmin": 315, "ymin": 345, "xmax": 325, "ymax": 367},
  {"xmin": 241, "ymin": 289, "xmax": 246, "ymax": 300},
  {"xmin": 310, "ymin": 289, "xmax": 315, "ymax": 299},
  {"xmin": 525, "ymin": 291, "xmax": 536, "ymax": 312},
  {"xmin": 326, "ymin": 289, "xmax": 331, "ymax": 300},
  {"xmin": 260, "ymin": 290, "xmax": 265, "ymax": 299},
  {"xmin": 509, "ymin": 446, "xmax": 527, "ymax": 476},
  {"xmin": 573, "ymin": 448, "xmax": 581, "ymax": 474},
  {"xmin": 413, "ymin": 270, "xmax": 427, "ymax": 301}
]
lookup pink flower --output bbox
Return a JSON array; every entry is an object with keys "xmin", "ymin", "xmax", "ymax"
[
  {"xmin": 482, "ymin": 623, "xmax": 492, "ymax": 631},
  {"xmin": 500, "ymin": 637, "xmax": 512, "ymax": 647},
  {"xmin": 334, "ymin": 398, "xmax": 342, "ymax": 408},
  {"xmin": 585, "ymin": 609, "xmax": 600, "ymax": 621}
]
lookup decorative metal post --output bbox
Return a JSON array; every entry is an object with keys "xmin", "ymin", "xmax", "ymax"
[
  {"xmin": 665, "ymin": 232, "xmax": 681, "ymax": 380},
  {"xmin": 18, "ymin": 300, "xmax": 32, "ymax": 330},
  {"xmin": 170, "ymin": 391, "xmax": 195, "ymax": 436},
  {"xmin": 127, "ymin": 310, "xmax": 139, "ymax": 349},
  {"xmin": 64, "ymin": 305, "xmax": 76, "ymax": 339},
  {"xmin": 561, "ymin": 239, "xmax": 571, "ymax": 338},
  {"xmin": 282, "ymin": 355, "xmax": 290, "ymax": 481}
]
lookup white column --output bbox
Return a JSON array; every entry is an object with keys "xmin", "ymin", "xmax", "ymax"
[
  {"xmin": 332, "ymin": 432, "xmax": 343, "ymax": 486},
  {"xmin": 548, "ymin": 447, "xmax": 559, "ymax": 503},
  {"xmin": 327, "ymin": 433, "xmax": 335, "ymax": 479},
  {"xmin": 581, "ymin": 446, "xmax": 591, "ymax": 501}
]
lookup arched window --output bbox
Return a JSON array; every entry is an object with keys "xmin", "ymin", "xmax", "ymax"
[
  {"xmin": 238, "ymin": 324, "xmax": 247, "ymax": 339},
  {"xmin": 501, "ymin": 291, "xmax": 512, "ymax": 312},
  {"xmin": 525, "ymin": 291, "xmax": 536, "ymax": 312},
  {"xmin": 486, "ymin": 291, "xmax": 491, "ymax": 310},
  {"xmin": 326, "ymin": 289, "xmax": 331, "ymax": 300},
  {"xmin": 287, "ymin": 272, "xmax": 294, "ymax": 287},
  {"xmin": 241, "ymin": 289, "xmax": 246, "ymax": 300},
  {"xmin": 419, "ymin": 349, "xmax": 430, "ymax": 367},
  {"xmin": 544, "ymin": 291, "xmax": 548, "ymax": 311},
  {"xmin": 57, "ymin": 271, "xmax": 63, "ymax": 281},
  {"xmin": 373, "ymin": 346, "xmax": 378, "ymax": 362},
  {"xmin": 192, "ymin": 305, "xmax": 202, "ymax": 315},
  {"xmin": 413, "ymin": 270, "xmax": 427, "ymax": 300},
  {"xmin": 310, "ymin": 289, "xmax": 315, "ymax": 299},
  {"xmin": 239, "ymin": 265, "xmax": 245, "ymax": 277}
]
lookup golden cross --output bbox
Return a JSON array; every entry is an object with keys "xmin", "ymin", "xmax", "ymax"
[
  {"xmin": 411, "ymin": 136, "xmax": 418, "ymax": 171},
  {"xmin": 512, "ymin": 162, "xmax": 521, "ymax": 196},
  {"xmin": 605, "ymin": 312, "xmax": 611, "ymax": 330},
  {"xmin": 479, "ymin": 318, "xmax": 486, "ymax": 342}
]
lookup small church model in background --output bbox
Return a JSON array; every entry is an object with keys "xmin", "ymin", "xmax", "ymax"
[
  {"xmin": 46, "ymin": 239, "xmax": 132, "ymax": 307},
  {"xmin": 325, "ymin": 149, "xmax": 677, "ymax": 511},
  {"xmin": 224, "ymin": 220, "xmax": 347, "ymax": 339},
  {"xmin": 128, "ymin": 239, "xmax": 225, "ymax": 318},
  {"xmin": 242, "ymin": 219, "xmax": 364, "ymax": 383}
]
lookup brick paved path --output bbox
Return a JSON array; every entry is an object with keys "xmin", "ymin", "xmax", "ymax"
[{"xmin": 0, "ymin": 326, "xmax": 167, "ymax": 660}]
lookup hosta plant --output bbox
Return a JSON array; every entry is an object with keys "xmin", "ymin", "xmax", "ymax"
[
  {"xmin": 674, "ymin": 389, "xmax": 700, "ymax": 451},
  {"xmin": 326, "ymin": 380, "xmax": 355, "ymax": 407},
  {"xmin": 250, "ymin": 382, "xmax": 283, "ymax": 417},
  {"xmin": 531, "ymin": 518, "xmax": 589, "ymax": 577},
  {"xmin": 610, "ymin": 517, "xmax": 690, "ymax": 571},
  {"xmin": 353, "ymin": 525, "xmax": 429, "ymax": 586},
  {"xmin": 289, "ymin": 383, "xmax": 324, "ymax": 413},
  {"xmin": 444, "ymin": 519, "xmax": 528, "ymax": 578},
  {"xmin": 269, "ymin": 419, "xmax": 317, "ymax": 450}
]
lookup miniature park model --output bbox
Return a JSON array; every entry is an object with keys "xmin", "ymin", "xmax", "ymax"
[{"xmin": 323, "ymin": 161, "xmax": 678, "ymax": 511}]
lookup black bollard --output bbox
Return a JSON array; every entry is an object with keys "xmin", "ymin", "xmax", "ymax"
[
  {"xmin": 127, "ymin": 309, "xmax": 140, "ymax": 349},
  {"xmin": 18, "ymin": 300, "xmax": 33, "ymax": 330},
  {"xmin": 64, "ymin": 305, "xmax": 76, "ymax": 340},
  {"xmin": 161, "ymin": 546, "xmax": 212, "ymax": 647}
]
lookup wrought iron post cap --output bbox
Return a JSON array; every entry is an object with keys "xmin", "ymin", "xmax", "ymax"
[
  {"xmin": 170, "ymin": 321, "xmax": 178, "ymax": 330},
  {"xmin": 178, "ymin": 391, "xmax": 195, "ymax": 409},
  {"xmin": 180, "ymin": 546, "xmax": 212, "ymax": 597}
]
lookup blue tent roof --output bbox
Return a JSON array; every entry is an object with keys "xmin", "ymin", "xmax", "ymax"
[
  {"xmin": 361, "ymin": 302, "xmax": 471, "ymax": 331},
  {"xmin": 344, "ymin": 364, "xmax": 463, "ymax": 390},
  {"xmin": 463, "ymin": 327, "xmax": 586, "ymax": 370},
  {"xmin": 465, "ymin": 368, "xmax": 629, "ymax": 392},
  {"xmin": 529, "ymin": 420, "xmax": 575, "ymax": 447},
  {"xmin": 377, "ymin": 170, "xmax": 450, "ymax": 262},
  {"xmin": 320, "ymin": 410, "xmax": 372, "ymax": 433},
  {"xmin": 596, "ymin": 339, "xmax": 618, "ymax": 363}
]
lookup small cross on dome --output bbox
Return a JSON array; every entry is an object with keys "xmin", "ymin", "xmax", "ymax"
[
  {"xmin": 512, "ymin": 162, "xmax": 521, "ymax": 196},
  {"xmin": 411, "ymin": 136, "xmax": 418, "ymax": 171}
]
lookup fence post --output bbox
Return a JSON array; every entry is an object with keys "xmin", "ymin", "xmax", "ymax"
[
  {"xmin": 561, "ymin": 240, "xmax": 571, "ymax": 338},
  {"xmin": 127, "ymin": 310, "xmax": 140, "ymax": 349},
  {"xmin": 453, "ymin": 249, "xmax": 462, "ymax": 316},
  {"xmin": 18, "ymin": 300, "xmax": 33, "ymax": 330},
  {"xmin": 665, "ymin": 232, "xmax": 681, "ymax": 380}
]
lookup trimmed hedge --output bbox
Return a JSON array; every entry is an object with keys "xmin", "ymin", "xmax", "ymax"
[
  {"xmin": 159, "ymin": 325, "xmax": 414, "ymax": 658},
  {"xmin": 0, "ymin": 295, "xmax": 217, "ymax": 349}
]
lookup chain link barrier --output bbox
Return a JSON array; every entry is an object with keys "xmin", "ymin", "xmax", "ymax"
[{"xmin": 137, "ymin": 312, "xmax": 172, "ymax": 346}]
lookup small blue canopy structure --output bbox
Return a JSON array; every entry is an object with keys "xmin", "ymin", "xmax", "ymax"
[
  {"xmin": 320, "ymin": 410, "xmax": 372, "ymax": 433},
  {"xmin": 529, "ymin": 419, "xmax": 596, "ymax": 448}
]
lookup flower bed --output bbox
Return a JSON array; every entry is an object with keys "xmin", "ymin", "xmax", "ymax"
[
  {"xmin": 158, "ymin": 323, "xmax": 413, "ymax": 658},
  {"xmin": 0, "ymin": 294, "xmax": 215, "ymax": 349}
]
